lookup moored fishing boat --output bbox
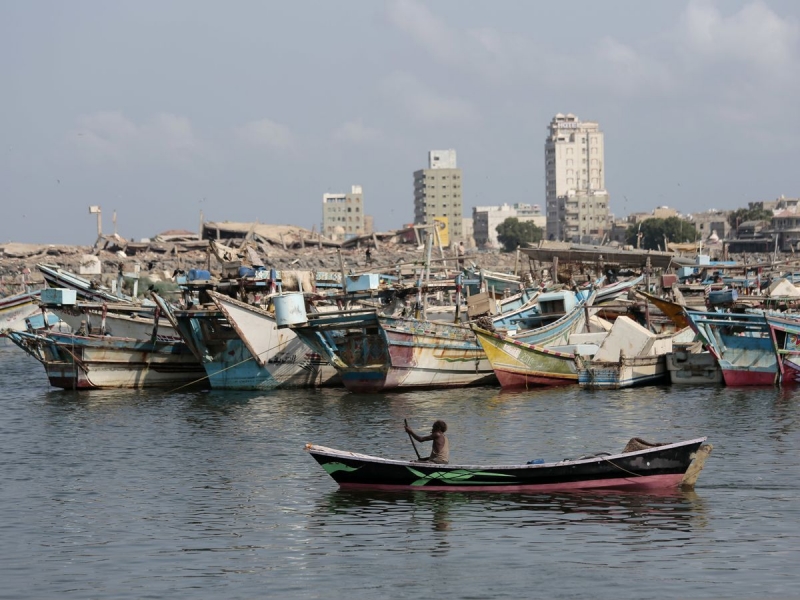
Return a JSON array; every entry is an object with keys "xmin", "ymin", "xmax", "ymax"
[
  {"xmin": 763, "ymin": 313, "xmax": 800, "ymax": 385},
  {"xmin": 0, "ymin": 290, "xmax": 43, "ymax": 334},
  {"xmin": 306, "ymin": 437, "xmax": 712, "ymax": 492},
  {"xmin": 289, "ymin": 308, "xmax": 497, "ymax": 393},
  {"xmin": 152, "ymin": 292, "xmax": 340, "ymax": 390},
  {"xmin": 284, "ymin": 287, "xmax": 585, "ymax": 393},
  {"xmin": 684, "ymin": 310, "xmax": 778, "ymax": 386},
  {"xmin": 6, "ymin": 329, "xmax": 206, "ymax": 390},
  {"xmin": 577, "ymin": 316, "xmax": 677, "ymax": 389},
  {"xmin": 472, "ymin": 290, "xmax": 602, "ymax": 388},
  {"xmin": 37, "ymin": 263, "xmax": 133, "ymax": 303}
]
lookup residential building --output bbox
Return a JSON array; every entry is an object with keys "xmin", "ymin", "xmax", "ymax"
[
  {"xmin": 413, "ymin": 150, "xmax": 463, "ymax": 244},
  {"xmin": 472, "ymin": 203, "xmax": 545, "ymax": 248},
  {"xmin": 689, "ymin": 209, "xmax": 730, "ymax": 242},
  {"xmin": 545, "ymin": 113, "xmax": 609, "ymax": 243},
  {"xmin": 771, "ymin": 208, "xmax": 800, "ymax": 252},
  {"xmin": 322, "ymin": 185, "xmax": 364, "ymax": 241}
]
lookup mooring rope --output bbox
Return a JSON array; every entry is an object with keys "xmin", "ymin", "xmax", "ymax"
[{"xmin": 163, "ymin": 339, "xmax": 300, "ymax": 394}]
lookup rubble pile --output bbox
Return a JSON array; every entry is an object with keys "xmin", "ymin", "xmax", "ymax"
[{"xmin": 0, "ymin": 235, "xmax": 522, "ymax": 296}]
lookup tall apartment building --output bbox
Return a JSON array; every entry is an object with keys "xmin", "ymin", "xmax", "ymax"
[
  {"xmin": 413, "ymin": 149, "xmax": 463, "ymax": 244},
  {"xmin": 545, "ymin": 113, "xmax": 609, "ymax": 243},
  {"xmin": 322, "ymin": 185, "xmax": 364, "ymax": 241}
]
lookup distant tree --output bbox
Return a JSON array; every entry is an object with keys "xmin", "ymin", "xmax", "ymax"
[
  {"xmin": 496, "ymin": 218, "xmax": 543, "ymax": 252},
  {"xmin": 727, "ymin": 207, "xmax": 773, "ymax": 229},
  {"xmin": 625, "ymin": 217, "xmax": 697, "ymax": 250}
]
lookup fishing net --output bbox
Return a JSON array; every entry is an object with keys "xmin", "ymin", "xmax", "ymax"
[{"xmin": 623, "ymin": 437, "xmax": 666, "ymax": 453}]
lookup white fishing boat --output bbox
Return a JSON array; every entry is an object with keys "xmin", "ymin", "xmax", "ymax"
[{"xmin": 577, "ymin": 316, "xmax": 679, "ymax": 389}]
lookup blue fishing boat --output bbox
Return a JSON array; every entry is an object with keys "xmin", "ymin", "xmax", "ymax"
[
  {"xmin": 153, "ymin": 292, "xmax": 339, "ymax": 390},
  {"xmin": 684, "ymin": 309, "xmax": 777, "ymax": 386}
]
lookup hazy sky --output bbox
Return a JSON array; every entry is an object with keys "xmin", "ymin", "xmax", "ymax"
[{"xmin": 3, "ymin": 0, "xmax": 800, "ymax": 245}]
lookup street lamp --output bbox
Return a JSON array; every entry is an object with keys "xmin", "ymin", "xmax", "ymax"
[{"xmin": 88, "ymin": 205, "xmax": 102, "ymax": 237}]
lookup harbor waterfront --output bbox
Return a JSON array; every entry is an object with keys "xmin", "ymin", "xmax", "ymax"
[{"xmin": 1, "ymin": 343, "xmax": 799, "ymax": 599}]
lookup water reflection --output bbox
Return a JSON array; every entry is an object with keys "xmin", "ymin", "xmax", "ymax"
[
  {"xmin": 495, "ymin": 489, "xmax": 709, "ymax": 532},
  {"xmin": 311, "ymin": 487, "xmax": 708, "ymax": 540}
]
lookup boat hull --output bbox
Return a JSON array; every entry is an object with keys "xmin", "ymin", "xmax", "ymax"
[
  {"xmin": 720, "ymin": 364, "xmax": 776, "ymax": 386},
  {"xmin": 307, "ymin": 438, "xmax": 711, "ymax": 492},
  {"xmin": 160, "ymin": 293, "xmax": 340, "ymax": 390},
  {"xmin": 666, "ymin": 351, "xmax": 722, "ymax": 385},
  {"xmin": 7, "ymin": 330, "xmax": 206, "ymax": 390},
  {"xmin": 340, "ymin": 318, "xmax": 496, "ymax": 393},
  {"xmin": 578, "ymin": 356, "xmax": 667, "ymax": 389},
  {"xmin": 474, "ymin": 327, "xmax": 578, "ymax": 389},
  {"xmin": 685, "ymin": 310, "xmax": 779, "ymax": 386}
]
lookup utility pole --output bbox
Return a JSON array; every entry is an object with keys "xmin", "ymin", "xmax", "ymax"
[{"xmin": 89, "ymin": 205, "xmax": 102, "ymax": 237}]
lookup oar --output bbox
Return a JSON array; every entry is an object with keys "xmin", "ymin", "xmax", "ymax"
[{"xmin": 405, "ymin": 418, "xmax": 421, "ymax": 460}]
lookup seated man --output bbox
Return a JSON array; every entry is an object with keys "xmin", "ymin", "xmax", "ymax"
[{"xmin": 405, "ymin": 420, "xmax": 449, "ymax": 464}]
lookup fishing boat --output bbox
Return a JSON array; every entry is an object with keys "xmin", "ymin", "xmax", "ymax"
[
  {"xmin": 44, "ymin": 299, "xmax": 179, "ymax": 340},
  {"xmin": 576, "ymin": 316, "xmax": 678, "ymax": 389},
  {"xmin": 594, "ymin": 274, "xmax": 644, "ymax": 304},
  {"xmin": 472, "ymin": 290, "xmax": 602, "ymax": 388},
  {"xmin": 152, "ymin": 292, "xmax": 340, "ymax": 390},
  {"xmin": 684, "ymin": 310, "xmax": 778, "ymax": 386},
  {"xmin": 0, "ymin": 290, "xmax": 43, "ymax": 334},
  {"xmin": 37, "ymin": 264, "xmax": 132, "ymax": 304},
  {"xmin": 764, "ymin": 313, "xmax": 800, "ymax": 384},
  {"xmin": 306, "ymin": 437, "xmax": 712, "ymax": 492},
  {"xmin": 283, "ymin": 286, "xmax": 588, "ymax": 393},
  {"xmin": 461, "ymin": 267, "xmax": 523, "ymax": 298},
  {"xmin": 6, "ymin": 329, "xmax": 206, "ymax": 390},
  {"xmin": 289, "ymin": 309, "xmax": 497, "ymax": 393}
]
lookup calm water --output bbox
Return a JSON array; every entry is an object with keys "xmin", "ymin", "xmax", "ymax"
[{"xmin": 1, "ymin": 342, "xmax": 799, "ymax": 599}]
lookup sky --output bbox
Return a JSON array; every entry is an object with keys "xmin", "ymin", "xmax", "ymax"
[{"xmin": 2, "ymin": 0, "xmax": 800, "ymax": 245}]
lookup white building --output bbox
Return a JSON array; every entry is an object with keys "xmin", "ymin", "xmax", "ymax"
[
  {"xmin": 545, "ymin": 113, "xmax": 609, "ymax": 242},
  {"xmin": 322, "ymin": 185, "xmax": 365, "ymax": 241},
  {"xmin": 472, "ymin": 203, "xmax": 545, "ymax": 248}
]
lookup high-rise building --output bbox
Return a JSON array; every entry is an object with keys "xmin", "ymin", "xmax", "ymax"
[
  {"xmin": 322, "ymin": 185, "xmax": 364, "ymax": 241},
  {"xmin": 545, "ymin": 113, "xmax": 609, "ymax": 243},
  {"xmin": 413, "ymin": 150, "xmax": 463, "ymax": 244}
]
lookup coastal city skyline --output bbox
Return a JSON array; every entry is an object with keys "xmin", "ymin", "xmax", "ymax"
[{"xmin": 3, "ymin": 1, "xmax": 800, "ymax": 245}]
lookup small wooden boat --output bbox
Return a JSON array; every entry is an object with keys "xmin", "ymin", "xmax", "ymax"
[{"xmin": 306, "ymin": 437, "xmax": 712, "ymax": 492}]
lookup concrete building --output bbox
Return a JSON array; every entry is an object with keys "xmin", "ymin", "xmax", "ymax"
[
  {"xmin": 461, "ymin": 217, "xmax": 474, "ymax": 248},
  {"xmin": 472, "ymin": 203, "xmax": 545, "ymax": 248},
  {"xmin": 689, "ymin": 209, "xmax": 730, "ymax": 242},
  {"xmin": 322, "ymin": 185, "xmax": 365, "ymax": 241},
  {"xmin": 413, "ymin": 150, "xmax": 463, "ymax": 245},
  {"xmin": 545, "ymin": 113, "xmax": 609, "ymax": 243}
]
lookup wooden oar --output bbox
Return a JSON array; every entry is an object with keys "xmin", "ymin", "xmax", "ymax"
[{"xmin": 405, "ymin": 418, "xmax": 421, "ymax": 460}]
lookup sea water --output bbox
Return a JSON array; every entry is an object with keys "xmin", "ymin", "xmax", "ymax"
[{"xmin": 1, "ymin": 342, "xmax": 799, "ymax": 599}]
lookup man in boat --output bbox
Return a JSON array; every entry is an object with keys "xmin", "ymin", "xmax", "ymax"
[{"xmin": 405, "ymin": 420, "xmax": 449, "ymax": 464}]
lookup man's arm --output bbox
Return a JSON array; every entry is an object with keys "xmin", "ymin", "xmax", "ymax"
[{"xmin": 405, "ymin": 424, "xmax": 434, "ymax": 442}]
